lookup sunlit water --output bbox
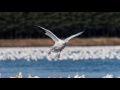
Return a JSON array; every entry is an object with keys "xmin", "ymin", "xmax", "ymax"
[{"xmin": 0, "ymin": 46, "xmax": 120, "ymax": 78}]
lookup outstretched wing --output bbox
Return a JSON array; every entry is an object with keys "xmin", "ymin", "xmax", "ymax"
[
  {"xmin": 36, "ymin": 26, "xmax": 60, "ymax": 42},
  {"xmin": 65, "ymin": 31, "xmax": 84, "ymax": 43}
]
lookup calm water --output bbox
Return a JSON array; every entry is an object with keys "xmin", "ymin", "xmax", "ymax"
[
  {"xmin": 0, "ymin": 59, "xmax": 120, "ymax": 78},
  {"xmin": 0, "ymin": 46, "xmax": 120, "ymax": 78}
]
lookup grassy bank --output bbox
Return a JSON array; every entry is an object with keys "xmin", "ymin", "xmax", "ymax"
[{"xmin": 0, "ymin": 38, "xmax": 120, "ymax": 47}]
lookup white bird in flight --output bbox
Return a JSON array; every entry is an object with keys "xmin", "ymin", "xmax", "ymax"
[{"xmin": 36, "ymin": 26, "xmax": 84, "ymax": 58}]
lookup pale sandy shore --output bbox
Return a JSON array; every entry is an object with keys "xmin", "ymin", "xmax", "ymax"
[{"xmin": 0, "ymin": 38, "xmax": 120, "ymax": 47}]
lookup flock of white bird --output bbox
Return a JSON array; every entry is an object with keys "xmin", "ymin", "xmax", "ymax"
[
  {"xmin": 0, "ymin": 46, "xmax": 120, "ymax": 61},
  {"xmin": 0, "ymin": 46, "xmax": 120, "ymax": 78},
  {"xmin": 0, "ymin": 72, "xmax": 85, "ymax": 78},
  {"xmin": 0, "ymin": 72, "xmax": 119, "ymax": 78}
]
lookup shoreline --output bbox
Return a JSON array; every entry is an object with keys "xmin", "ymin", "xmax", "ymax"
[{"xmin": 0, "ymin": 38, "xmax": 120, "ymax": 47}]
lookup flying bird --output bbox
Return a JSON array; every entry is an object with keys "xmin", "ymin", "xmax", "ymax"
[{"xmin": 36, "ymin": 26, "xmax": 84, "ymax": 58}]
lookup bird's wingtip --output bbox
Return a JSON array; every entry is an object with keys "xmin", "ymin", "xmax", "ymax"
[
  {"xmin": 35, "ymin": 25, "xmax": 46, "ymax": 33},
  {"xmin": 35, "ymin": 25, "xmax": 44, "ymax": 29},
  {"xmin": 81, "ymin": 30, "xmax": 86, "ymax": 34},
  {"xmin": 82, "ymin": 30, "xmax": 85, "ymax": 33},
  {"xmin": 35, "ymin": 25, "xmax": 41, "ymax": 28},
  {"xmin": 77, "ymin": 30, "xmax": 85, "ymax": 35},
  {"xmin": 80, "ymin": 31, "xmax": 85, "ymax": 34}
]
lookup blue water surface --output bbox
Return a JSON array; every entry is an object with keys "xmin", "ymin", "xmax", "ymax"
[{"xmin": 0, "ymin": 59, "xmax": 120, "ymax": 78}]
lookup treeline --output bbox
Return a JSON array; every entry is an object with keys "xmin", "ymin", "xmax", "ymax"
[{"xmin": 0, "ymin": 12, "xmax": 120, "ymax": 39}]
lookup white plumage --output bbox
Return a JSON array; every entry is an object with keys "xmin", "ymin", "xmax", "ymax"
[{"xmin": 36, "ymin": 26, "xmax": 84, "ymax": 58}]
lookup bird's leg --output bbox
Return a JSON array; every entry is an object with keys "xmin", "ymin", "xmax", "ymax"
[
  {"xmin": 58, "ymin": 53, "xmax": 60, "ymax": 58},
  {"xmin": 48, "ymin": 51, "xmax": 51, "ymax": 55},
  {"xmin": 48, "ymin": 47, "xmax": 54, "ymax": 55},
  {"xmin": 57, "ymin": 51, "xmax": 61, "ymax": 58}
]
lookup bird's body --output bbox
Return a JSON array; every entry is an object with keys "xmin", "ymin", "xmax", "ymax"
[
  {"xmin": 36, "ymin": 26, "xmax": 84, "ymax": 58},
  {"xmin": 53, "ymin": 40, "xmax": 66, "ymax": 52},
  {"xmin": 27, "ymin": 74, "xmax": 40, "ymax": 78}
]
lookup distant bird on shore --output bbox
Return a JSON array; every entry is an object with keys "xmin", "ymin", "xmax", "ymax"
[
  {"xmin": 36, "ymin": 26, "xmax": 84, "ymax": 58},
  {"xmin": 27, "ymin": 74, "xmax": 40, "ymax": 78}
]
